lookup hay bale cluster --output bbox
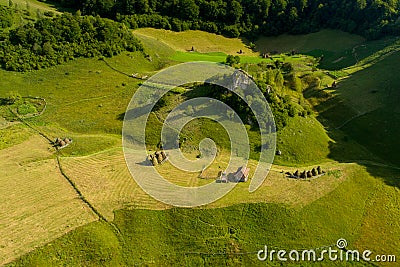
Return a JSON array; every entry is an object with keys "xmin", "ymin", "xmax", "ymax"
[
  {"xmin": 54, "ymin": 137, "xmax": 72, "ymax": 148},
  {"xmin": 286, "ymin": 166, "xmax": 324, "ymax": 179},
  {"xmin": 147, "ymin": 150, "xmax": 168, "ymax": 166}
]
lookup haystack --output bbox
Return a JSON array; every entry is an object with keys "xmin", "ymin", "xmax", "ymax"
[{"xmin": 311, "ymin": 168, "xmax": 317, "ymax": 176}]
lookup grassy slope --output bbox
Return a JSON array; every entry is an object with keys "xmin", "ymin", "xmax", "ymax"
[
  {"xmin": 0, "ymin": 51, "xmax": 162, "ymax": 146},
  {"xmin": 0, "ymin": 27, "xmax": 170, "ymax": 263},
  {"xmin": 0, "ymin": 0, "xmax": 62, "ymax": 13},
  {"xmin": 134, "ymin": 28, "xmax": 317, "ymax": 65},
  {"xmin": 256, "ymin": 30, "xmax": 365, "ymax": 53},
  {"xmin": 2, "ymin": 27, "xmax": 400, "ymax": 266},
  {"xmin": 256, "ymin": 30, "xmax": 365, "ymax": 69},
  {"xmin": 0, "ymin": 133, "xmax": 97, "ymax": 265},
  {"xmin": 308, "ymin": 51, "xmax": 400, "ymax": 166},
  {"xmin": 10, "ymin": 164, "xmax": 400, "ymax": 266},
  {"xmin": 256, "ymin": 29, "xmax": 398, "ymax": 70},
  {"xmin": 134, "ymin": 28, "xmax": 257, "ymax": 55}
]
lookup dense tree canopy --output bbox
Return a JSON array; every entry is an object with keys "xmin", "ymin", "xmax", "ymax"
[
  {"xmin": 0, "ymin": 12, "xmax": 143, "ymax": 71},
  {"xmin": 0, "ymin": 6, "xmax": 13, "ymax": 28},
  {"xmin": 50, "ymin": 0, "xmax": 400, "ymax": 39}
]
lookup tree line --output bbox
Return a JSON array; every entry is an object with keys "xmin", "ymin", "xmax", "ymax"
[
  {"xmin": 49, "ymin": 0, "xmax": 400, "ymax": 39},
  {"xmin": 0, "ymin": 11, "xmax": 143, "ymax": 71}
]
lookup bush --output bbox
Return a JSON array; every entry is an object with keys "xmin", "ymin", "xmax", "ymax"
[
  {"xmin": 302, "ymin": 74, "xmax": 321, "ymax": 89},
  {"xmin": 43, "ymin": 11, "xmax": 55, "ymax": 17},
  {"xmin": 17, "ymin": 103, "xmax": 37, "ymax": 115},
  {"xmin": 288, "ymin": 104, "xmax": 298, "ymax": 117},
  {"xmin": 222, "ymin": 25, "xmax": 240, "ymax": 38},
  {"xmin": 226, "ymin": 55, "xmax": 240, "ymax": 66}
]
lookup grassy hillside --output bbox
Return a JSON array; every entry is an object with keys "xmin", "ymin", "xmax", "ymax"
[
  {"xmin": 256, "ymin": 29, "xmax": 398, "ymax": 70},
  {"xmin": 0, "ymin": 51, "xmax": 159, "ymax": 137},
  {"xmin": 0, "ymin": 132, "xmax": 97, "ymax": 265},
  {"xmin": 257, "ymin": 30, "xmax": 365, "ymax": 53},
  {"xmin": 0, "ymin": 0, "xmax": 61, "ymax": 14},
  {"xmin": 1, "ymin": 27, "xmax": 400, "ymax": 266},
  {"xmin": 307, "ymin": 51, "xmax": 400, "ymax": 166},
  {"xmin": 134, "ymin": 28, "xmax": 318, "ymax": 66},
  {"xmin": 274, "ymin": 116, "xmax": 331, "ymax": 165},
  {"xmin": 134, "ymin": 28, "xmax": 257, "ymax": 55},
  {"xmin": 0, "ymin": 44, "xmax": 164, "ymax": 264},
  {"xmin": 9, "ymin": 164, "xmax": 400, "ymax": 266}
]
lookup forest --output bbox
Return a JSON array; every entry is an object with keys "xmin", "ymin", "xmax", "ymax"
[
  {"xmin": 50, "ymin": 0, "xmax": 400, "ymax": 39},
  {"xmin": 0, "ymin": 10, "xmax": 143, "ymax": 71}
]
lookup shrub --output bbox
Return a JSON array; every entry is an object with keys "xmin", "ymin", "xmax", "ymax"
[
  {"xmin": 17, "ymin": 103, "xmax": 37, "ymax": 115},
  {"xmin": 43, "ymin": 11, "xmax": 54, "ymax": 17}
]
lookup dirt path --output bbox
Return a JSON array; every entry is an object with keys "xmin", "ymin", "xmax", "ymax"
[
  {"xmin": 335, "ymin": 111, "xmax": 370, "ymax": 129},
  {"xmin": 9, "ymin": 110, "xmax": 129, "ymax": 246},
  {"xmin": 10, "ymin": 109, "xmax": 105, "ymax": 218}
]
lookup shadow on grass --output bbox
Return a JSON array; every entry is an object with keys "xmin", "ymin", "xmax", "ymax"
[
  {"xmin": 117, "ymin": 103, "xmax": 154, "ymax": 121},
  {"xmin": 305, "ymin": 54, "xmax": 400, "ymax": 189},
  {"xmin": 42, "ymin": 0, "xmax": 77, "ymax": 13},
  {"xmin": 252, "ymin": 34, "xmax": 398, "ymax": 70}
]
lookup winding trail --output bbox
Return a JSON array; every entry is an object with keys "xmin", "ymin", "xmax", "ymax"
[
  {"xmin": 9, "ymin": 108, "xmax": 104, "ymax": 219},
  {"xmin": 335, "ymin": 111, "xmax": 370, "ymax": 129}
]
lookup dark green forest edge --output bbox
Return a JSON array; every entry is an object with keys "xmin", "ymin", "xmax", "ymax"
[
  {"xmin": 56, "ymin": 0, "xmax": 400, "ymax": 39},
  {"xmin": 0, "ymin": 7, "xmax": 143, "ymax": 71}
]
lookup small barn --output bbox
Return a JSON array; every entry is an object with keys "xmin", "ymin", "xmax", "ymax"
[
  {"xmin": 218, "ymin": 171, "xmax": 228, "ymax": 183},
  {"xmin": 234, "ymin": 166, "xmax": 250, "ymax": 182}
]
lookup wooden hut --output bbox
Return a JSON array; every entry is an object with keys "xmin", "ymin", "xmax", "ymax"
[
  {"xmin": 218, "ymin": 171, "xmax": 228, "ymax": 183},
  {"xmin": 233, "ymin": 166, "xmax": 250, "ymax": 182}
]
